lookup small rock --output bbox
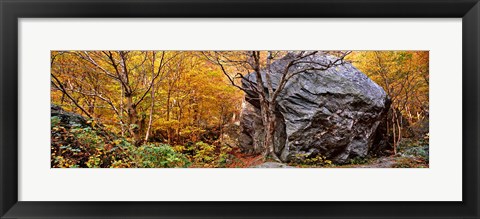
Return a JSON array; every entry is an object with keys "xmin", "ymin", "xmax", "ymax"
[
  {"xmin": 51, "ymin": 104, "xmax": 89, "ymax": 128},
  {"xmin": 253, "ymin": 162, "xmax": 294, "ymax": 168}
]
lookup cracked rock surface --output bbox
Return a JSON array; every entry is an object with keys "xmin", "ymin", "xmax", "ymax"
[{"xmin": 239, "ymin": 53, "xmax": 390, "ymax": 164}]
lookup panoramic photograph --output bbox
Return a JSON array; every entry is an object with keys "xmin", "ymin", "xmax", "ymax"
[{"xmin": 50, "ymin": 51, "xmax": 429, "ymax": 168}]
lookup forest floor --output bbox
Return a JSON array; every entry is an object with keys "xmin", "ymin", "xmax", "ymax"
[
  {"xmin": 51, "ymin": 104, "xmax": 429, "ymax": 169},
  {"xmin": 346, "ymin": 156, "xmax": 397, "ymax": 168},
  {"xmin": 226, "ymin": 148, "xmax": 265, "ymax": 168},
  {"xmin": 339, "ymin": 155, "xmax": 428, "ymax": 168},
  {"xmin": 234, "ymin": 150, "xmax": 429, "ymax": 168}
]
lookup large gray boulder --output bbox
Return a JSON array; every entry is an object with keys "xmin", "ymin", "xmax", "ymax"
[{"xmin": 239, "ymin": 52, "xmax": 390, "ymax": 164}]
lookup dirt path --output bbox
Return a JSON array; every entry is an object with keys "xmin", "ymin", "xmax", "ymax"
[
  {"xmin": 229, "ymin": 149, "xmax": 423, "ymax": 168},
  {"xmin": 246, "ymin": 155, "xmax": 400, "ymax": 168},
  {"xmin": 227, "ymin": 148, "xmax": 265, "ymax": 168},
  {"xmin": 346, "ymin": 156, "xmax": 397, "ymax": 168}
]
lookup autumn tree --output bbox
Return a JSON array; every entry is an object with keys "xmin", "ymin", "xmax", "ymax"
[
  {"xmin": 51, "ymin": 51, "xmax": 176, "ymax": 144},
  {"xmin": 52, "ymin": 50, "xmax": 244, "ymax": 147},
  {"xmin": 154, "ymin": 52, "xmax": 243, "ymax": 145}
]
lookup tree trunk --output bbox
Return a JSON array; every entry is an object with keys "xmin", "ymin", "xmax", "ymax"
[
  {"xmin": 145, "ymin": 52, "xmax": 156, "ymax": 142},
  {"xmin": 126, "ymin": 94, "xmax": 141, "ymax": 145},
  {"xmin": 259, "ymin": 101, "xmax": 280, "ymax": 161},
  {"xmin": 176, "ymin": 102, "xmax": 183, "ymax": 145},
  {"xmin": 145, "ymin": 92, "xmax": 154, "ymax": 142},
  {"xmin": 391, "ymin": 108, "xmax": 398, "ymax": 154},
  {"xmin": 120, "ymin": 83, "xmax": 125, "ymax": 137},
  {"xmin": 166, "ymin": 89, "xmax": 172, "ymax": 144},
  {"xmin": 264, "ymin": 118, "xmax": 279, "ymax": 160}
]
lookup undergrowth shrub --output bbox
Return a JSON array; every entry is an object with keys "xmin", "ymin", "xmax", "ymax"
[
  {"xmin": 348, "ymin": 156, "xmax": 371, "ymax": 165},
  {"xmin": 290, "ymin": 153, "xmax": 333, "ymax": 167},
  {"xmin": 51, "ymin": 124, "xmax": 133, "ymax": 168},
  {"xmin": 186, "ymin": 141, "xmax": 233, "ymax": 168},
  {"xmin": 397, "ymin": 136, "xmax": 429, "ymax": 164},
  {"xmin": 131, "ymin": 144, "xmax": 190, "ymax": 168},
  {"xmin": 51, "ymin": 116, "xmax": 190, "ymax": 168}
]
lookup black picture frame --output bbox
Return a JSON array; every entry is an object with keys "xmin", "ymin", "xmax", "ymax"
[{"xmin": 1, "ymin": 0, "xmax": 479, "ymax": 218}]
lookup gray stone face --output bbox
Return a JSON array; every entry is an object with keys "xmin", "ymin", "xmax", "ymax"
[
  {"xmin": 51, "ymin": 104, "xmax": 89, "ymax": 128},
  {"xmin": 238, "ymin": 101, "xmax": 264, "ymax": 154},
  {"xmin": 239, "ymin": 53, "xmax": 390, "ymax": 164},
  {"xmin": 238, "ymin": 100, "xmax": 286, "ymax": 155}
]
